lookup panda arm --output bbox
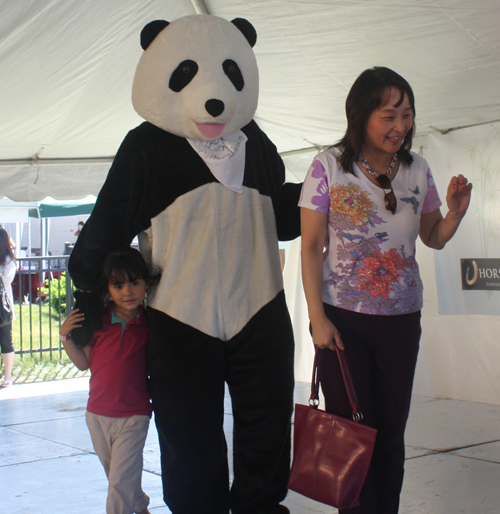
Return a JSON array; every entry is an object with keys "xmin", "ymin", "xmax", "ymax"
[
  {"xmin": 251, "ymin": 121, "xmax": 302, "ymax": 241},
  {"xmin": 69, "ymin": 126, "xmax": 152, "ymax": 293},
  {"xmin": 276, "ymin": 182, "xmax": 302, "ymax": 241}
]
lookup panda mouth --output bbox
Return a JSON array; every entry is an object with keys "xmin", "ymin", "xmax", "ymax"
[{"xmin": 197, "ymin": 123, "xmax": 227, "ymax": 138}]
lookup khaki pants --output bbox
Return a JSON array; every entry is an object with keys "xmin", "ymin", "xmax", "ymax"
[{"xmin": 86, "ymin": 411, "xmax": 150, "ymax": 514}]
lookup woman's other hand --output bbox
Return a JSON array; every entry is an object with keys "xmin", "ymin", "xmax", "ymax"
[
  {"xmin": 311, "ymin": 315, "xmax": 344, "ymax": 351},
  {"xmin": 420, "ymin": 174, "xmax": 472, "ymax": 249},
  {"xmin": 446, "ymin": 174, "xmax": 472, "ymax": 218}
]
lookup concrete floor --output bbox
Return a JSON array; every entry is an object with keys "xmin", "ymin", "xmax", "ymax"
[{"xmin": 1, "ymin": 378, "xmax": 500, "ymax": 514}]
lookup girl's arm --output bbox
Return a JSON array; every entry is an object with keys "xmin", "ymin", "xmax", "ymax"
[
  {"xmin": 60, "ymin": 309, "xmax": 92, "ymax": 370},
  {"xmin": 420, "ymin": 174, "xmax": 472, "ymax": 249},
  {"xmin": 300, "ymin": 207, "xmax": 344, "ymax": 351}
]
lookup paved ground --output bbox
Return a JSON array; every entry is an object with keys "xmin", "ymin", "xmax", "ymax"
[{"xmin": 1, "ymin": 378, "xmax": 500, "ymax": 513}]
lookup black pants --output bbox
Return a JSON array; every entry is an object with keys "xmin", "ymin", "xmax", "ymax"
[
  {"xmin": 0, "ymin": 323, "xmax": 13, "ymax": 353},
  {"xmin": 148, "ymin": 292, "xmax": 294, "ymax": 514},
  {"xmin": 319, "ymin": 304, "xmax": 421, "ymax": 514}
]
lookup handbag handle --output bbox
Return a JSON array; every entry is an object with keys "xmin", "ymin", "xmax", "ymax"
[{"xmin": 309, "ymin": 347, "xmax": 364, "ymax": 423}]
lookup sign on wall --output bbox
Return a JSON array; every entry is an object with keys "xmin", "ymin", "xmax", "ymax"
[{"xmin": 461, "ymin": 258, "xmax": 500, "ymax": 292}]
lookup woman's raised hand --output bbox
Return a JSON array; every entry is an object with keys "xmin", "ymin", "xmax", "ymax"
[{"xmin": 446, "ymin": 174, "xmax": 472, "ymax": 218}]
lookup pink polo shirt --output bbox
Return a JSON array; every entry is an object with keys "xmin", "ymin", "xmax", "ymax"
[{"xmin": 87, "ymin": 304, "xmax": 152, "ymax": 418}]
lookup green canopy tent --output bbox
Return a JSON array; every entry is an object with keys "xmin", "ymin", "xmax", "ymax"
[
  {"xmin": 28, "ymin": 196, "xmax": 96, "ymax": 219},
  {"xmin": 0, "ymin": 196, "xmax": 96, "ymax": 257}
]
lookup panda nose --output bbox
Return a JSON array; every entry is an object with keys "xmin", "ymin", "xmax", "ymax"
[{"xmin": 205, "ymin": 99, "xmax": 225, "ymax": 118}]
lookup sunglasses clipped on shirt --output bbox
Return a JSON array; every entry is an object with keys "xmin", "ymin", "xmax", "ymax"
[{"xmin": 376, "ymin": 174, "xmax": 397, "ymax": 215}]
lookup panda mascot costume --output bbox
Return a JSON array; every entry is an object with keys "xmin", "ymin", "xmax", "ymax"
[{"xmin": 69, "ymin": 15, "xmax": 300, "ymax": 514}]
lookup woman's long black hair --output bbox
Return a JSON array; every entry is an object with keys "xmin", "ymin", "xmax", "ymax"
[
  {"xmin": 0, "ymin": 228, "xmax": 16, "ymax": 267},
  {"xmin": 335, "ymin": 66, "xmax": 416, "ymax": 174}
]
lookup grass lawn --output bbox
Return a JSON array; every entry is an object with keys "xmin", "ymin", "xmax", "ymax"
[{"xmin": 5, "ymin": 302, "xmax": 90, "ymax": 384}]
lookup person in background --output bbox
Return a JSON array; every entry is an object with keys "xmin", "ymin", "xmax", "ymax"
[
  {"xmin": 0, "ymin": 227, "xmax": 16, "ymax": 387},
  {"xmin": 60, "ymin": 247, "xmax": 160, "ymax": 514},
  {"xmin": 74, "ymin": 221, "xmax": 85, "ymax": 240},
  {"xmin": 299, "ymin": 66, "xmax": 472, "ymax": 514}
]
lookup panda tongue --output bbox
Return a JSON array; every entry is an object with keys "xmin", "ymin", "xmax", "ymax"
[{"xmin": 197, "ymin": 123, "xmax": 226, "ymax": 138}]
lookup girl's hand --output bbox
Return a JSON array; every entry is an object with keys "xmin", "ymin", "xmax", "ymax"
[
  {"xmin": 60, "ymin": 308, "xmax": 85, "ymax": 337},
  {"xmin": 59, "ymin": 308, "xmax": 91, "ymax": 371},
  {"xmin": 311, "ymin": 316, "xmax": 344, "ymax": 351},
  {"xmin": 446, "ymin": 174, "xmax": 472, "ymax": 218}
]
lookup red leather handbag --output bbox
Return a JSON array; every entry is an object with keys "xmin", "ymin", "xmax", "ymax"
[{"xmin": 288, "ymin": 348, "xmax": 377, "ymax": 509}]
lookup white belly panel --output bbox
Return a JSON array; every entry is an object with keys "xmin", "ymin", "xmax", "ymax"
[{"xmin": 147, "ymin": 183, "xmax": 283, "ymax": 341}]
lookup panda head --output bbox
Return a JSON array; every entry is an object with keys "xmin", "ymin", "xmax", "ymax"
[{"xmin": 132, "ymin": 15, "xmax": 259, "ymax": 141}]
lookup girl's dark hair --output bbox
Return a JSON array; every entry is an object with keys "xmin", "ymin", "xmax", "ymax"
[
  {"xmin": 335, "ymin": 66, "xmax": 416, "ymax": 174},
  {"xmin": 101, "ymin": 247, "xmax": 160, "ymax": 304},
  {"xmin": 0, "ymin": 228, "xmax": 16, "ymax": 267}
]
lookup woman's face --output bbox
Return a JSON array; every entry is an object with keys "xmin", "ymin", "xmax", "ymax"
[{"xmin": 363, "ymin": 87, "xmax": 413, "ymax": 157}]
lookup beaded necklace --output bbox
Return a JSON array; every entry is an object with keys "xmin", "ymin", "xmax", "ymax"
[{"xmin": 358, "ymin": 152, "xmax": 397, "ymax": 179}]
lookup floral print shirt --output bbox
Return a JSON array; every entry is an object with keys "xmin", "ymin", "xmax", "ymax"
[{"xmin": 299, "ymin": 148, "xmax": 442, "ymax": 315}]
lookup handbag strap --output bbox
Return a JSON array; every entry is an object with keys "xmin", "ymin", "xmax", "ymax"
[{"xmin": 309, "ymin": 347, "xmax": 364, "ymax": 423}]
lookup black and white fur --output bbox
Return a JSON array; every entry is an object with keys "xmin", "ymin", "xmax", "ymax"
[{"xmin": 69, "ymin": 15, "xmax": 300, "ymax": 514}]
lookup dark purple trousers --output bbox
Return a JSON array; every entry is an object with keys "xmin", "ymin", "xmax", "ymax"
[{"xmin": 318, "ymin": 304, "xmax": 421, "ymax": 514}]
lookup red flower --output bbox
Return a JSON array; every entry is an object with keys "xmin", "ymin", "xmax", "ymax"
[{"xmin": 357, "ymin": 249, "xmax": 406, "ymax": 299}]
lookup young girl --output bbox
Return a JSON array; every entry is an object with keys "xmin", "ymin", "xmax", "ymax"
[{"xmin": 60, "ymin": 248, "xmax": 160, "ymax": 514}]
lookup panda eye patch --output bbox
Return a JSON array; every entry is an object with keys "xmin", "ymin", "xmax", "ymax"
[
  {"xmin": 169, "ymin": 60, "xmax": 199, "ymax": 92},
  {"xmin": 223, "ymin": 59, "xmax": 244, "ymax": 91}
]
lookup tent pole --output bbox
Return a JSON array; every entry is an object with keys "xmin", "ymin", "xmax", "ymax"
[
  {"xmin": 15, "ymin": 223, "xmax": 21, "ymax": 258},
  {"xmin": 28, "ymin": 219, "xmax": 31, "ymax": 257},
  {"xmin": 191, "ymin": 0, "xmax": 209, "ymax": 15},
  {"xmin": 41, "ymin": 218, "xmax": 46, "ymax": 257}
]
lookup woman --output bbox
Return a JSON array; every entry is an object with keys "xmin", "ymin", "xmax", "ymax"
[
  {"xmin": 299, "ymin": 67, "xmax": 471, "ymax": 514},
  {"xmin": 0, "ymin": 228, "xmax": 16, "ymax": 387}
]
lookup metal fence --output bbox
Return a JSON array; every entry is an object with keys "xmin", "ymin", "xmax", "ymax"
[{"xmin": 13, "ymin": 255, "xmax": 75, "ymax": 360}]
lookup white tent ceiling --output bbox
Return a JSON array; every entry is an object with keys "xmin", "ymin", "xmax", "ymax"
[{"xmin": 1, "ymin": 0, "xmax": 500, "ymax": 201}]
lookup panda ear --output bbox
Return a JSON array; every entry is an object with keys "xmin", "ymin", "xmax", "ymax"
[
  {"xmin": 231, "ymin": 18, "xmax": 257, "ymax": 48},
  {"xmin": 140, "ymin": 20, "xmax": 170, "ymax": 50}
]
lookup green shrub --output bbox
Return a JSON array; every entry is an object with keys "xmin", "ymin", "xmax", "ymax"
[{"xmin": 42, "ymin": 273, "xmax": 75, "ymax": 316}]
